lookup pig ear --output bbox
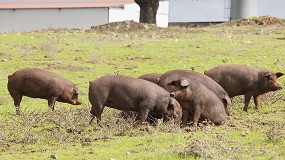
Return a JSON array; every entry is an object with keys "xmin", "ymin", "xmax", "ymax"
[
  {"xmin": 180, "ymin": 79, "xmax": 190, "ymax": 87},
  {"xmin": 223, "ymin": 96, "xmax": 231, "ymax": 105},
  {"xmin": 276, "ymin": 72, "xmax": 284, "ymax": 78},
  {"xmin": 168, "ymin": 79, "xmax": 189, "ymax": 88}
]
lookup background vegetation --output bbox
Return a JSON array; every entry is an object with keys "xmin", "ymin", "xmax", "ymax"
[{"xmin": 0, "ymin": 19, "xmax": 284, "ymax": 159}]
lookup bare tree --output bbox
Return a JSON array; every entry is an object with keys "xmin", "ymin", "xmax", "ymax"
[{"xmin": 134, "ymin": 0, "xmax": 159, "ymax": 24}]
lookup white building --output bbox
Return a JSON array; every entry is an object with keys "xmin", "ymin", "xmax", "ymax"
[
  {"xmin": 169, "ymin": 0, "xmax": 285, "ymax": 24},
  {"xmin": 0, "ymin": 0, "xmax": 169, "ymax": 33},
  {"xmin": 2, "ymin": 0, "xmax": 284, "ymax": 33}
]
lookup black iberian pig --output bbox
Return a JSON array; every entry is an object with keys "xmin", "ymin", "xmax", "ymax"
[
  {"xmin": 138, "ymin": 73, "xmax": 161, "ymax": 84},
  {"xmin": 168, "ymin": 79, "xmax": 227, "ymax": 127},
  {"xmin": 158, "ymin": 69, "xmax": 231, "ymax": 115},
  {"xmin": 204, "ymin": 64, "xmax": 284, "ymax": 112},
  {"xmin": 7, "ymin": 68, "xmax": 82, "ymax": 115},
  {"xmin": 88, "ymin": 75, "xmax": 182, "ymax": 125}
]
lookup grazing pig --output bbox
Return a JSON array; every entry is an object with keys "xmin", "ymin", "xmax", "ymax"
[
  {"xmin": 88, "ymin": 75, "xmax": 182, "ymax": 125},
  {"xmin": 168, "ymin": 79, "xmax": 227, "ymax": 127},
  {"xmin": 138, "ymin": 73, "xmax": 161, "ymax": 84},
  {"xmin": 158, "ymin": 69, "xmax": 231, "ymax": 115},
  {"xmin": 7, "ymin": 68, "xmax": 82, "ymax": 115},
  {"xmin": 204, "ymin": 64, "xmax": 284, "ymax": 112}
]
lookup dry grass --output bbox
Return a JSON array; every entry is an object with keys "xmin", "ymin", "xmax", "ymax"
[{"xmin": 0, "ymin": 107, "xmax": 182, "ymax": 148}]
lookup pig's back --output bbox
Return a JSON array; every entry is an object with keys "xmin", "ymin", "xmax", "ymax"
[
  {"xmin": 159, "ymin": 69, "xmax": 227, "ymax": 96},
  {"xmin": 8, "ymin": 68, "xmax": 73, "ymax": 98},
  {"xmin": 138, "ymin": 73, "xmax": 161, "ymax": 84},
  {"xmin": 9, "ymin": 68, "xmax": 72, "ymax": 84},
  {"xmin": 205, "ymin": 65, "xmax": 262, "ymax": 97},
  {"xmin": 89, "ymin": 75, "xmax": 169, "ymax": 111}
]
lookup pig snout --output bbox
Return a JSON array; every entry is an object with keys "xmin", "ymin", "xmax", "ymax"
[
  {"xmin": 172, "ymin": 112, "xmax": 179, "ymax": 119},
  {"xmin": 70, "ymin": 88, "xmax": 82, "ymax": 105},
  {"xmin": 69, "ymin": 98, "xmax": 82, "ymax": 105},
  {"xmin": 272, "ymin": 84, "xmax": 283, "ymax": 91},
  {"xmin": 75, "ymin": 99, "xmax": 82, "ymax": 105}
]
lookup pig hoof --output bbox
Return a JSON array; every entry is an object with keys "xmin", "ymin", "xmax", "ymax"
[
  {"xmin": 184, "ymin": 126, "xmax": 191, "ymax": 132},
  {"xmin": 185, "ymin": 126, "xmax": 197, "ymax": 132},
  {"xmin": 16, "ymin": 109, "xmax": 21, "ymax": 115},
  {"xmin": 141, "ymin": 121, "xmax": 148, "ymax": 125}
]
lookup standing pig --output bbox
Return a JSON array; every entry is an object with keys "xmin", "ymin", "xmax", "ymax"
[
  {"xmin": 7, "ymin": 68, "xmax": 82, "ymax": 115},
  {"xmin": 158, "ymin": 69, "xmax": 231, "ymax": 115},
  {"xmin": 168, "ymin": 79, "xmax": 227, "ymax": 127},
  {"xmin": 204, "ymin": 64, "xmax": 283, "ymax": 112},
  {"xmin": 88, "ymin": 75, "xmax": 182, "ymax": 125},
  {"xmin": 138, "ymin": 73, "xmax": 161, "ymax": 84}
]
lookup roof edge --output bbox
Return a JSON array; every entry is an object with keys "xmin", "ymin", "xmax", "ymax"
[{"xmin": 0, "ymin": 1, "xmax": 135, "ymax": 9}]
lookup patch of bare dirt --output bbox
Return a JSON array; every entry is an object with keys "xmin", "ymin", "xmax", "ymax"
[
  {"xmin": 44, "ymin": 64, "xmax": 90, "ymax": 71},
  {"xmin": 89, "ymin": 20, "xmax": 161, "ymax": 33},
  {"xmin": 218, "ymin": 16, "xmax": 285, "ymax": 27}
]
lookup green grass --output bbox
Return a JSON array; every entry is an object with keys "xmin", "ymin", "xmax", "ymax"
[{"xmin": 0, "ymin": 24, "xmax": 285, "ymax": 159}]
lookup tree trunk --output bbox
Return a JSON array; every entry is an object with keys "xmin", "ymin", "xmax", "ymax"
[{"xmin": 134, "ymin": 0, "xmax": 159, "ymax": 24}]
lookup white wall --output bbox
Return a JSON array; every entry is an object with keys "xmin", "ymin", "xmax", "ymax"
[
  {"xmin": 109, "ymin": 1, "xmax": 169, "ymax": 27},
  {"xmin": 169, "ymin": 0, "xmax": 285, "ymax": 23},
  {"xmin": 169, "ymin": 0, "xmax": 231, "ymax": 23},
  {"xmin": 258, "ymin": 0, "xmax": 285, "ymax": 18},
  {"xmin": 0, "ymin": 8, "xmax": 109, "ymax": 33}
]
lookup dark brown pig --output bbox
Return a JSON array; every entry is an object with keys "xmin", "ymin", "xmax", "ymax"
[
  {"xmin": 7, "ymin": 68, "xmax": 82, "ymax": 115},
  {"xmin": 168, "ymin": 79, "xmax": 227, "ymax": 127},
  {"xmin": 158, "ymin": 69, "xmax": 231, "ymax": 115},
  {"xmin": 204, "ymin": 64, "xmax": 284, "ymax": 112},
  {"xmin": 138, "ymin": 73, "xmax": 161, "ymax": 84},
  {"xmin": 88, "ymin": 75, "xmax": 182, "ymax": 125}
]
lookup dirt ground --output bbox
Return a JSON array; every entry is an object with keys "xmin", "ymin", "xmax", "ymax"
[{"xmin": 88, "ymin": 16, "xmax": 285, "ymax": 34}]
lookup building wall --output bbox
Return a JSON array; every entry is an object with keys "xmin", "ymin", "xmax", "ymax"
[
  {"xmin": 258, "ymin": 0, "xmax": 285, "ymax": 18},
  {"xmin": 0, "ymin": 8, "xmax": 109, "ymax": 33},
  {"xmin": 169, "ymin": 0, "xmax": 231, "ymax": 23},
  {"xmin": 169, "ymin": 0, "xmax": 285, "ymax": 23}
]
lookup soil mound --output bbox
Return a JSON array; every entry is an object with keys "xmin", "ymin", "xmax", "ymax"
[
  {"xmin": 219, "ymin": 16, "xmax": 285, "ymax": 27},
  {"xmin": 89, "ymin": 20, "xmax": 161, "ymax": 33}
]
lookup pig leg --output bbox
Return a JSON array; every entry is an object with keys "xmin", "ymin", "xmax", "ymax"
[
  {"xmin": 181, "ymin": 109, "xmax": 189, "ymax": 127},
  {"xmin": 48, "ymin": 96, "xmax": 58, "ymax": 111},
  {"xmin": 88, "ymin": 111, "xmax": 102, "ymax": 126},
  {"xmin": 192, "ymin": 106, "xmax": 202, "ymax": 127},
  {"xmin": 253, "ymin": 94, "xmax": 261, "ymax": 111},
  {"xmin": 91, "ymin": 104, "xmax": 104, "ymax": 127},
  {"xmin": 96, "ymin": 115, "xmax": 102, "ymax": 126},
  {"xmin": 138, "ymin": 108, "xmax": 151, "ymax": 124},
  {"xmin": 12, "ymin": 94, "xmax": 23, "ymax": 115},
  {"xmin": 243, "ymin": 94, "xmax": 252, "ymax": 112}
]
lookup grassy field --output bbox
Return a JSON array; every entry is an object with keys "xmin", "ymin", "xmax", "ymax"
[{"xmin": 0, "ymin": 21, "xmax": 285, "ymax": 159}]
